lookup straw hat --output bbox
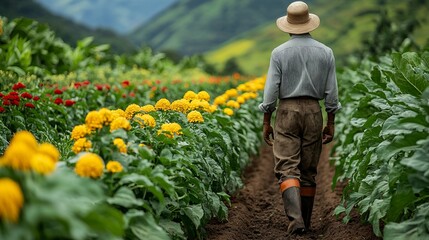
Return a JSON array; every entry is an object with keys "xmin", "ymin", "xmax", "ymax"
[{"xmin": 276, "ymin": 1, "xmax": 320, "ymax": 34}]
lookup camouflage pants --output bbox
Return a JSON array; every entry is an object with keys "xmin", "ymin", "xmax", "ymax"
[{"xmin": 273, "ymin": 98, "xmax": 323, "ymax": 187}]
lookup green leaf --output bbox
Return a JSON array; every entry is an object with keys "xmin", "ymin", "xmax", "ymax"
[
  {"xmin": 183, "ymin": 204, "xmax": 204, "ymax": 229},
  {"xmin": 128, "ymin": 212, "xmax": 170, "ymax": 240},
  {"xmin": 159, "ymin": 219, "xmax": 185, "ymax": 239},
  {"xmin": 82, "ymin": 204, "xmax": 125, "ymax": 238},
  {"xmin": 107, "ymin": 187, "xmax": 142, "ymax": 208}
]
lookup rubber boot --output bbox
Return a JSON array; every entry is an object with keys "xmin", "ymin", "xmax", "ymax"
[
  {"xmin": 300, "ymin": 186, "xmax": 316, "ymax": 231},
  {"xmin": 282, "ymin": 187, "xmax": 305, "ymax": 236}
]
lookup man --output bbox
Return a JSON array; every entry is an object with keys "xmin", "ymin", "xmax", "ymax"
[{"xmin": 259, "ymin": 1, "xmax": 341, "ymax": 237}]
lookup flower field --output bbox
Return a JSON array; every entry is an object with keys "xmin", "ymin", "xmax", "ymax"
[{"xmin": 1, "ymin": 12, "xmax": 429, "ymax": 240}]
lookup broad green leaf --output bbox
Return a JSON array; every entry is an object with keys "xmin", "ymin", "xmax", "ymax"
[
  {"xmin": 107, "ymin": 187, "xmax": 142, "ymax": 208},
  {"xmin": 183, "ymin": 204, "xmax": 204, "ymax": 229}
]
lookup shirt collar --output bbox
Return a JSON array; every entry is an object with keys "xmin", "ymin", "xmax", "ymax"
[{"xmin": 291, "ymin": 33, "xmax": 312, "ymax": 39}]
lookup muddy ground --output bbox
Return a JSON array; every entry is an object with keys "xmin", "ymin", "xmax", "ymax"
[{"xmin": 205, "ymin": 143, "xmax": 381, "ymax": 240}]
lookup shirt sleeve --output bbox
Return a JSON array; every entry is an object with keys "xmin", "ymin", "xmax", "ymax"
[
  {"xmin": 259, "ymin": 51, "xmax": 281, "ymax": 113},
  {"xmin": 324, "ymin": 50, "xmax": 341, "ymax": 113}
]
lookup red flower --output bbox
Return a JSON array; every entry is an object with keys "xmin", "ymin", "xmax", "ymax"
[
  {"xmin": 21, "ymin": 92, "xmax": 33, "ymax": 99},
  {"xmin": 161, "ymin": 86, "xmax": 168, "ymax": 92},
  {"xmin": 74, "ymin": 82, "xmax": 82, "ymax": 89},
  {"xmin": 0, "ymin": 106, "xmax": 5, "ymax": 113},
  {"xmin": 121, "ymin": 80, "xmax": 130, "ymax": 87},
  {"xmin": 12, "ymin": 82, "xmax": 26, "ymax": 90},
  {"xmin": 83, "ymin": 80, "xmax": 90, "ymax": 86},
  {"xmin": 156, "ymin": 79, "xmax": 161, "ymax": 84},
  {"xmin": 151, "ymin": 86, "xmax": 157, "ymax": 91},
  {"xmin": 65, "ymin": 100, "xmax": 75, "ymax": 107},
  {"xmin": 54, "ymin": 98, "xmax": 63, "ymax": 105},
  {"xmin": 3, "ymin": 100, "xmax": 10, "ymax": 106},
  {"xmin": 95, "ymin": 84, "xmax": 104, "ymax": 91},
  {"xmin": 105, "ymin": 84, "xmax": 111, "ymax": 90},
  {"xmin": 0, "ymin": 93, "xmax": 3, "ymax": 98},
  {"xmin": 25, "ymin": 103, "xmax": 35, "ymax": 108},
  {"xmin": 33, "ymin": 96, "xmax": 40, "ymax": 101},
  {"xmin": 10, "ymin": 92, "xmax": 19, "ymax": 96},
  {"xmin": 54, "ymin": 89, "xmax": 63, "ymax": 95},
  {"xmin": 129, "ymin": 92, "xmax": 136, "ymax": 97},
  {"xmin": 11, "ymin": 100, "xmax": 20, "ymax": 106},
  {"xmin": 122, "ymin": 94, "xmax": 127, "ymax": 98}
]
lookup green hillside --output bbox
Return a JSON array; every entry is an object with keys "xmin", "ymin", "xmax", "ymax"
[
  {"xmin": 205, "ymin": 0, "xmax": 429, "ymax": 75},
  {"xmin": 0, "ymin": 0, "xmax": 136, "ymax": 53},
  {"xmin": 129, "ymin": 0, "xmax": 287, "ymax": 55}
]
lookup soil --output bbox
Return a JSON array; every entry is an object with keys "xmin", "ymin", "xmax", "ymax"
[{"xmin": 205, "ymin": 143, "xmax": 381, "ymax": 240}]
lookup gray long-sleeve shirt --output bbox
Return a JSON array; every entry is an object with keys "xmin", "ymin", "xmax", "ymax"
[{"xmin": 259, "ymin": 34, "xmax": 341, "ymax": 113}]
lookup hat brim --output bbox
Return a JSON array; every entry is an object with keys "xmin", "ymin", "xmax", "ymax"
[{"xmin": 276, "ymin": 13, "xmax": 320, "ymax": 34}]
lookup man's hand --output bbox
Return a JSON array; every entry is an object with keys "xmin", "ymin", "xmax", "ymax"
[
  {"xmin": 263, "ymin": 123, "xmax": 274, "ymax": 146},
  {"xmin": 322, "ymin": 124, "xmax": 335, "ymax": 144}
]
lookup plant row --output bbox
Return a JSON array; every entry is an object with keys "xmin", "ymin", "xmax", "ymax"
[
  {"xmin": 0, "ymin": 76, "xmax": 265, "ymax": 239},
  {"xmin": 333, "ymin": 50, "xmax": 429, "ymax": 239}
]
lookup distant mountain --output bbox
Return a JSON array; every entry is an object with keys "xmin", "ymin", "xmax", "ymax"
[
  {"xmin": 0, "ymin": 0, "xmax": 136, "ymax": 53},
  {"xmin": 129, "ymin": 0, "xmax": 287, "ymax": 55},
  {"xmin": 35, "ymin": 0, "xmax": 178, "ymax": 34},
  {"xmin": 205, "ymin": 0, "xmax": 429, "ymax": 75}
]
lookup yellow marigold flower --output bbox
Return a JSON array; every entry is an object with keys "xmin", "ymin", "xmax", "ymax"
[
  {"xmin": 236, "ymin": 96, "xmax": 246, "ymax": 104},
  {"xmin": 183, "ymin": 91, "xmax": 197, "ymax": 100},
  {"xmin": 141, "ymin": 104, "xmax": 156, "ymax": 113},
  {"xmin": 187, "ymin": 111, "xmax": 204, "ymax": 123},
  {"xmin": 155, "ymin": 98, "xmax": 171, "ymax": 111},
  {"xmin": 99, "ymin": 108, "xmax": 114, "ymax": 125},
  {"xmin": 71, "ymin": 124, "xmax": 90, "ymax": 141},
  {"xmin": 72, "ymin": 138, "xmax": 92, "ymax": 154},
  {"xmin": 111, "ymin": 109, "xmax": 126, "ymax": 119},
  {"xmin": 0, "ymin": 141, "xmax": 35, "ymax": 170},
  {"xmin": 158, "ymin": 122, "xmax": 182, "ymax": 138},
  {"xmin": 30, "ymin": 153, "xmax": 56, "ymax": 175},
  {"xmin": 0, "ymin": 178, "xmax": 24, "ymax": 223},
  {"xmin": 38, "ymin": 143, "xmax": 60, "ymax": 163},
  {"xmin": 170, "ymin": 99, "xmax": 189, "ymax": 113},
  {"xmin": 110, "ymin": 117, "xmax": 131, "ymax": 132},
  {"xmin": 10, "ymin": 131, "xmax": 38, "ymax": 151},
  {"xmin": 223, "ymin": 108, "xmax": 234, "ymax": 116},
  {"xmin": 237, "ymin": 84, "xmax": 248, "ymax": 92},
  {"xmin": 85, "ymin": 111, "xmax": 104, "ymax": 130},
  {"xmin": 225, "ymin": 89, "xmax": 238, "ymax": 98},
  {"xmin": 113, "ymin": 138, "xmax": 127, "ymax": 153},
  {"xmin": 214, "ymin": 95, "xmax": 228, "ymax": 106},
  {"xmin": 208, "ymin": 105, "xmax": 218, "ymax": 113},
  {"xmin": 197, "ymin": 91, "xmax": 210, "ymax": 101},
  {"xmin": 125, "ymin": 104, "xmax": 141, "ymax": 120},
  {"xmin": 74, "ymin": 153, "xmax": 104, "ymax": 179},
  {"xmin": 135, "ymin": 114, "xmax": 156, "ymax": 128},
  {"xmin": 106, "ymin": 161, "xmax": 123, "ymax": 173},
  {"xmin": 226, "ymin": 100, "xmax": 240, "ymax": 109}
]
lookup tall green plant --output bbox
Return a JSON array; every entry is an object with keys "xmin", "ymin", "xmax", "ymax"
[{"xmin": 333, "ymin": 51, "xmax": 429, "ymax": 237}]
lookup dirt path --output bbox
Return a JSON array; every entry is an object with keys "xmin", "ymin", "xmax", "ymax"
[{"xmin": 205, "ymin": 143, "xmax": 381, "ymax": 240}]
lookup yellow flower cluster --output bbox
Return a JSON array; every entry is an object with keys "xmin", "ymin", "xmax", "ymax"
[
  {"xmin": 111, "ymin": 109, "xmax": 126, "ymax": 119},
  {"xmin": 187, "ymin": 110, "xmax": 204, "ymax": 123},
  {"xmin": 183, "ymin": 91, "xmax": 197, "ymax": 100},
  {"xmin": 106, "ymin": 161, "xmax": 123, "ymax": 173},
  {"xmin": 110, "ymin": 117, "xmax": 131, "ymax": 132},
  {"xmin": 85, "ymin": 111, "xmax": 104, "ymax": 130},
  {"xmin": 72, "ymin": 138, "xmax": 92, "ymax": 154},
  {"xmin": 99, "ymin": 108, "xmax": 115, "ymax": 124},
  {"xmin": 197, "ymin": 91, "xmax": 210, "ymax": 101},
  {"xmin": 135, "ymin": 114, "xmax": 156, "ymax": 128},
  {"xmin": 170, "ymin": 99, "xmax": 189, "ymax": 113},
  {"xmin": 155, "ymin": 98, "xmax": 171, "ymax": 111},
  {"xmin": 71, "ymin": 124, "xmax": 90, "ymax": 140},
  {"xmin": 125, "ymin": 104, "xmax": 141, "ymax": 120},
  {"xmin": 0, "ymin": 131, "xmax": 60, "ymax": 175},
  {"xmin": 223, "ymin": 108, "xmax": 234, "ymax": 116},
  {"xmin": 0, "ymin": 178, "xmax": 24, "ymax": 222},
  {"xmin": 226, "ymin": 100, "xmax": 240, "ymax": 109},
  {"xmin": 113, "ymin": 138, "xmax": 127, "ymax": 153},
  {"xmin": 158, "ymin": 123, "xmax": 182, "ymax": 138},
  {"xmin": 74, "ymin": 153, "xmax": 104, "ymax": 179},
  {"xmin": 141, "ymin": 104, "xmax": 156, "ymax": 113}
]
